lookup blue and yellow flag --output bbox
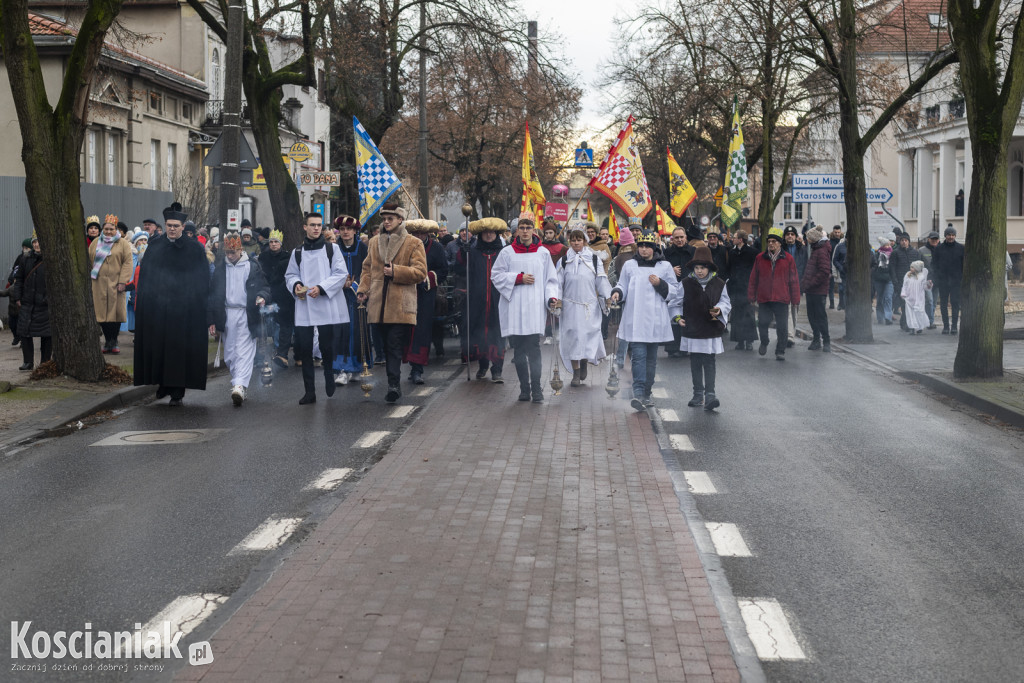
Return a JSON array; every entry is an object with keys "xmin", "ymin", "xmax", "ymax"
[{"xmin": 354, "ymin": 116, "xmax": 402, "ymax": 225}]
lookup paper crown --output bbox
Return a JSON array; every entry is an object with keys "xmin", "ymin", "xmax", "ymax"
[
  {"xmin": 86, "ymin": 215, "xmax": 101, "ymax": 228},
  {"xmin": 269, "ymin": 230, "xmax": 284, "ymax": 242},
  {"xmin": 223, "ymin": 233, "xmax": 242, "ymax": 250},
  {"xmin": 104, "ymin": 214, "xmax": 118, "ymax": 226}
]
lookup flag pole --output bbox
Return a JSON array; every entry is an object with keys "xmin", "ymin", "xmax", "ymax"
[{"xmin": 400, "ymin": 185, "xmax": 425, "ymax": 219}]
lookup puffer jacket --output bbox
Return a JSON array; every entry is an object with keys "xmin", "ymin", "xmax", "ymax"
[
  {"xmin": 11, "ymin": 251, "xmax": 50, "ymax": 337},
  {"xmin": 801, "ymin": 240, "xmax": 833, "ymax": 295}
]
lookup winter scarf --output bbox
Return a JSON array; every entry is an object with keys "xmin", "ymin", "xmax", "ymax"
[
  {"xmin": 91, "ymin": 233, "xmax": 120, "ymax": 279},
  {"xmin": 692, "ymin": 271, "xmax": 713, "ymax": 287}
]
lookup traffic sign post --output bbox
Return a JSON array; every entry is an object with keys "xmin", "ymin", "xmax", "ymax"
[{"xmin": 792, "ymin": 187, "xmax": 893, "ymax": 204}]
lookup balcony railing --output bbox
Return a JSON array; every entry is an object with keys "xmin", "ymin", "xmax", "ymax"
[{"xmin": 203, "ymin": 100, "xmax": 251, "ymax": 127}]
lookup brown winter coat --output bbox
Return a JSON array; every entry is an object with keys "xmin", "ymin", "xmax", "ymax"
[
  {"xmin": 359, "ymin": 227, "xmax": 428, "ymax": 325},
  {"xmin": 88, "ymin": 237, "xmax": 133, "ymax": 323}
]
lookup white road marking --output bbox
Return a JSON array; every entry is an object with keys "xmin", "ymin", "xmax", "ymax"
[
  {"xmin": 413, "ymin": 387, "xmax": 435, "ymax": 397},
  {"xmin": 354, "ymin": 431, "xmax": 390, "ymax": 448},
  {"xmin": 306, "ymin": 468, "xmax": 353, "ymax": 491},
  {"xmin": 705, "ymin": 522, "xmax": 753, "ymax": 557},
  {"xmin": 445, "ymin": 358, "xmax": 462, "ymax": 366},
  {"xmin": 387, "ymin": 405, "xmax": 416, "ymax": 418},
  {"xmin": 651, "ymin": 387, "xmax": 669, "ymax": 398},
  {"xmin": 133, "ymin": 594, "xmax": 227, "ymax": 652},
  {"xmin": 229, "ymin": 517, "xmax": 302, "ymax": 554},
  {"xmin": 669, "ymin": 434, "xmax": 695, "ymax": 451},
  {"xmin": 738, "ymin": 598, "xmax": 807, "ymax": 661},
  {"xmin": 659, "ymin": 408, "xmax": 680, "ymax": 422},
  {"xmin": 683, "ymin": 471, "xmax": 717, "ymax": 494}
]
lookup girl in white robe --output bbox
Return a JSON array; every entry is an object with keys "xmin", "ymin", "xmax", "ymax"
[
  {"xmin": 556, "ymin": 231, "xmax": 611, "ymax": 385},
  {"xmin": 900, "ymin": 260, "xmax": 930, "ymax": 334}
]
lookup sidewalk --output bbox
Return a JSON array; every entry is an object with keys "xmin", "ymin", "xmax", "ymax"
[
  {"xmin": 174, "ymin": 369, "xmax": 745, "ymax": 682},
  {"xmin": 792, "ymin": 285, "xmax": 1024, "ymax": 428}
]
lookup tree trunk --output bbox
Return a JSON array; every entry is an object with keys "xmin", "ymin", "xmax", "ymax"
[
  {"xmin": 1, "ymin": 0, "xmax": 112, "ymax": 381},
  {"xmin": 954, "ymin": 143, "xmax": 1007, "ymax": 377},
  {"xmin": 243, "ymin": 66, "xmax": 305, "ymax": 249}
]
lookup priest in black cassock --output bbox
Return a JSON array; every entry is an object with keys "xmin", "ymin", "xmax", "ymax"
[{"xmin": 133, "ymin": 202, "xmax": 211, "ymax": 405}]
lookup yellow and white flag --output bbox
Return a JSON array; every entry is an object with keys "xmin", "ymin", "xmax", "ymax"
[
  {"xmin": 721, "ymin": 98, "xmax": 747, "ymax": 229},
  {"xmin": 667, "ymin": 147, "xmax": 697, "ymax": 217}
]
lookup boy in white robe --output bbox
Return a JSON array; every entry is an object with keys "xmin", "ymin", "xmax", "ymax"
[
  {"xmin": 491, "ymin": 212, "xmax": 561, "ymax": 402},
  {"xmin": 609, "ymin": 230, "xmax": 679, "ymax": 411},
  {"xmin": 556, "ymin": 228, "xmax": 611, "ymax": 386},
  {"xmin": 208, "ymin": 233, "xmax": 270, "ymax": 405},
  {"xmin": 285, "ymin": 212, "xmax": 349, "ymax": 404}
]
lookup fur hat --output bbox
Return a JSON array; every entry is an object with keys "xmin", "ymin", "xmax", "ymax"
[
  {"xmin": 806, "ymin": 227, "xmax": 824, "ymax": 243},
  {"xmin": 131, "ymin": 231, "xmax": 149, "ymax": 244},
  {"xmin": 269, "ymin": 229, "xmax": 284, "ymax": 243},
  {"xmin": 686, "ymin": 245, "xmax": 716, "ymax": 271},
  {"xmin": 379, "ymin": 202, "xmax": 407, "ymax": 220},
  {"xmin": 469, "ymin": 217, "xmax": 508, "ymax": 235},
  {"xmin": 618, "ymin": 227, "xmax": 636, "ymax": 246},
  {"xmin": 334, "ymin": 214, "xmax": 360, "ymax": 231},
  {"xmin": 405, "ymin": 219, "xmax": 439, "ymax": 234}
]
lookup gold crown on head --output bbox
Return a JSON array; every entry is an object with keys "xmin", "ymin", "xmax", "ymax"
[
  {"xmin": 104, "ymin": 214, "xmax": 118, "ymax": 226},
  {"xmin": 86, "ymin": 215, "xmax": 100, "ymax": 227},
  {"xmin": 269, "ymin": 229, "xmax": 284, "ymax": 242}
]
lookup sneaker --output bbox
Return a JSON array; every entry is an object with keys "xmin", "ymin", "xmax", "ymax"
[
  {"xmin": 412, "ymin": 374, "xmax": 425, "ymax": 385},
  {"xmin": 687, "ymin": 393, "xmax": 704, "ymax": 407},
  {"xmin": 542, "ymin": 336, "xmax": 553, "ymax": 345},
  {"xmin": 109, "ymin": 345, "xmax": 120, "ymax": 355},
  {"xmin": 745, "ymin": 341, "xmax": 754, "ymax": 350},
  {"xmin": 951, "ymin": 326, "xmax": 958, "ymax": 335},
  {"xmin": 807, "ymin": 339, "xmax": 821, "ymax": 351},
  {"xmin": 786, "ymin": 339, "xmax": 795, "ymax": 348},
  {"xmin": 492, "ymin": 373, "xmax": 504, "ymax": 384},
  {"xmin": 704, "ymin": 395, "xmax": 720, "ymax": 411},
  {"xmin": 313, "ymin": 357, "xmax": 322, "ymax": 367},
  {"xmin": 231, "ymin": 385, "xmax": 245, "ymax": 406},
  {"xmin": 101, "ymin": 344, "xmax": 111, "ymax": 354},
  {"xmin": 476, "ymin": 368, "xmax": 488, "ymax": 380},
  {"xmin": 927, "ymin": 324, "xmax": 937, "ymax": 330},
  {"xmin": 532, "ymin": 395, "xmax": 544, "ymax": 403},
  {"xmin": 299, "ymin": 393, "xmax": 316, "ymax": 405},
  {"xmin": 518, "ymin": 391, "xmax": 531, "ymax": 401},
  {"xmin": 338, "ymin": 372, "xmax": 351, "ymax": 386},
  {"xmin": 758, "ymin": 343, "xmax": 768, "ymax": 356},
  {"xmin": 168, "ymin": 397, "xmax": 183, "ymax": 407},
  {"xmin": 884, "ymin": 320, "xmax": 893, "ymax": 326},
  {"xmin": 386, "ymin": 385, "xmax": 401, "ymax": 403},
  {"xmin": 643, "ymin": 397, "xmax": 655, "ymax": 408},
  {"xmin": 630, "ymin": 397, "xmax": 646, "ymax": 412},
  {"xmin": 941, "ymin": 327, "xmax": 950, "ymax": 335},
  {"xmin": 776, "ymin": 352, "xmax": 785, "ymax": 361},
  {"xmin": 822, "ymin": 342, "xmax": 832, "ymax": 353}
]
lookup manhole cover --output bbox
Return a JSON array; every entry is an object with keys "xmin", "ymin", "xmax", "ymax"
[{"xmin": 90, "ymin": 429, "xmax": 230, "ymax": 447}]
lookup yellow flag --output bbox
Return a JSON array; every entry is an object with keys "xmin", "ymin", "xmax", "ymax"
[
  {"xmin": 520, "ymin": 122, "xmax": 546, "ymax": 218},
  {"xmin": 667, "ymin": 148, "xmax": 697, "ymax": 217},
  {"xmin": 655, "ymin": 203, "xmax": 676, "ymax": 236},
  {"xmin": 721, "ymin": 97, "xmax": 748, "ymax": 229},
  {"xmin": 607, "ymin": 209, "xmax": 619, "ymax": 243},
  {"xmin": 586, "ymin": 199, "xmax": 595, "ymax": 224}
]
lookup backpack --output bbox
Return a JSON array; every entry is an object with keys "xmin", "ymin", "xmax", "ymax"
[{"xmin": 294, "ymin": 242, "xmax": 334, "ymax": 268}]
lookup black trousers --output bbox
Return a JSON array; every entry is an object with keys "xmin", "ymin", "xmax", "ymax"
[
  {"xmin": 690, "ymin": 352, "xmax": 716, "ymax": 394},
  {"xmin": 806, "ymin": 293, "xmax": 830, "ymax": 342},
  {"xmin": 21, "ymin": 336, "xmax": 51, "ymax": 365},
  {"xmin": 274, "ymin": 298, "xmax": 295, "ymax": 358},
  {"xmin": 295, "ymin": 325, "xmax": 335, "ymax": 396},
  {"xmin": 478, "ymin": 356, "xmax": 505, "ymax": 375},
  {"xmin": 508, "ymin": 334, "xmax": 542, "ymax": 397},
  {"xmin": 938, "ymin": 282, "xmax": 961, "ymax": 329},
  {"xmin": 757, "ymin": 302, "xmax": 790, "ymax": 354},
  {"xmin": 9, "ymin": 313, "xmax": 19, "ymax": 342},
  {"xmin": 100, "ymin": 321, "xmax": 120, "ymax": 346},
  {"xmin": 374, "ymin": 323, "xmax": 413, "ymax": 387}
]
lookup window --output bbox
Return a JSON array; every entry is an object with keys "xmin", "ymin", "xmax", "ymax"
[
  {"xmin": 794, "ymin": 201, "xmax": 803, "ymax": 221},
  {"xmin": 317, "ymin": 68, "xmax": 327, "ymax": 103},
  {"xmin": 927, "ymin": 13, "xmax": 948, "ymax": 29},
  {"xmin": 211, "ymin": 49, "xmax": 221, "ymax": 100},
  {"xmin": 925, "ymin": 105, "xmax": 940, "ymax": 125},
  {"xmin": 150, "ymin": 140, "xmax": 160, "ymax": 189},
  {"xmin": 911, "ymin": 155, "xmax": 918, "ymax": 218},
  {"xmin": 149, "ymin": 91, "xmax": 162, "ymax": 114},
  {"xmin": 1010, "ymin": 166, "xmax": 1024, "ymax": 217},
  {"xmin": 949, "ymin": 99, "xmax": 965, "ymax": 118},
  {"xmin": 86, "ymin": 130, "xmax": 97, "ymax": 183},
  {"xmin": 167, "ymin": 97, "xmax": 178, "ymax": 119},
  {"xmin": 182, "ymin": 103, "xmax": 192, "ymax": 123},
  {"xmin": 106, "ymin": 131, "xmax": 119, "ymax": 185},
  {"xmin": 166, "ymin": 143, "xmax": 177, "ymax": 192}
]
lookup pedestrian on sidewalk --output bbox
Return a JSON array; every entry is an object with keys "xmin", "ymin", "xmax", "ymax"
[
  {"xmin": 490, "ymin": 212, "xmax": 561, "ymax": 403},
  {"xmin": 332, "ymin": 216, "xmax": 369, "ymax": 386},
  {"xmin": 828, "ymin": 225, "xmax": 847, "ymax": 309},
  {"xmin": 287, "ymin": 212, "xmax": 349, "ymax": 405},
  {"xmin": 921, "ymin": 231, "xmax": 940, "ymax": 328},
  {"xmin": 357, "ymin": 202, "xmax": 428, "ymax": 403},
  {"xmin": 133, "ymin": 202, "xmax": 210, "ymax": 406},
  {"xmin": 890, "ymin": 233, "xmax": 921, "ymax": 331},
  {"xmin": 1, "ymin": 238, "xmax": 32, "ymax": 348},
  {"xmin": 726, "ymin": 230, "xmax": 758, "ymax": 350},
  {"xmin": 800, "ymin": 227, "xmax": 833, "ymax": 352},
  {"xmin": 670, "ymin": 245, "xmax": 731, "ymax": 410},
  {"xmin": 872, "ymin": 235, "xmax": 895, "ymax": 325},
  {"xmin": 403, "ymin": 219, "xmax": 448, "ymax": 385},
  {"xmin": 933, "ymin": 225, "xmax": 965, "ymax": 335},
  {"xmin": 259, "ymin": 230, "xmax": 295, "ymax": 367},
  {"xmin": 901, "ymin": 260, "xmax": 930, "ymax": 335},
  {"xmin": 748, "ymin": 227, "xmax": 801, "ymax": 361},
  {"xmin": 10, "ymin": 236, "xmax": 50, "ymax": 370},
  {"xmin": 208, "ymin": 233, "xmax": 270, "ymax": 406},
  {"xmin": 609, "ymin": 230, "xmax": 679, "ymax": 411},
  {"xmin": 89, "ymin": 215, "xmax": 133, "ymax": 355},
  {"xmin": 557, "ymin": 227, "xmax": 611, "ymax": 387},
  {"xmin": 460, "ymin": 217, "xmax": 506, "ymax": 382},
  {"xmin": 663, "ymin": 226, "xmax": 692, "ymax": 359}
]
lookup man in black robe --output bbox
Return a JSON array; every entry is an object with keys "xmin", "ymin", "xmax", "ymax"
[
  {"xmin": 133, "ymin": 202, "xmax": 211, "ymax": 405},
  {"xmin": 457, "ymin": 218, "xmax": 506, "ymax": 382}
]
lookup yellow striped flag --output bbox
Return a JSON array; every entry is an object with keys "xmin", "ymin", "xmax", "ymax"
[
  {"xmin": 655, "ymin": 203, "xmax": 676, "ymax": 236},
  {"xmin": 667, "ymin": 147, "xmax": 697, "ymax": 217},
  {"xmin": 607, "ymin": 209, "xmax": 619, "ymax": 243},
  {"xmin": 586, "ymin": 199, "xmax": 595, "ymax": 224},
  {"xmin": 520, "ymin": 121, "xmax": 546, "ymax": 220}
]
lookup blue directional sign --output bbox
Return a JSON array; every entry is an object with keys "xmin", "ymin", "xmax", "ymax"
[{"xmin": 792, "ymin": 187, "xmax": 893, "ymax": 204}]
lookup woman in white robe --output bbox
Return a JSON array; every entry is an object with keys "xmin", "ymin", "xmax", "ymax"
[
  {"xmin": 556, "ymin": 229, "xmax": 612, "ymax": 385},
  {"xmin": 900, "ymin": 260, "xmax": 930, "ymax": 334}
]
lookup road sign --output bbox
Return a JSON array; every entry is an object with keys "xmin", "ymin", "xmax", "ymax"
[
  {"xmin": 313, "ymin": 202, "xmax": 325, "ymax": 219},
  {"xmin": 792, "ymin": 187, "xmax": 893, "ymax": 203},
  {"xmin": 298, "ymin": 171, "xmax": 341, "ymax": 186},
  {"xmin": 792, "ymin": 173, "xmax": 844, "ymax": 189},
  {"xmin": 227, "ymin": 209, "xmax": 240, "ymax": 232},
  {"xmin": 574, "ymin": 148, "xmax": 594, "ymax": 167},
  {"xmin": 288, "ymin": 141, "xmax": 313, "ymax": 163},
  {"xmin": 714, "ymin": 186, "xmax": 723, "ymax": 207},
  {"xmin": 203, "ymin": 133, "xmax": 259, "ymax": 170}
]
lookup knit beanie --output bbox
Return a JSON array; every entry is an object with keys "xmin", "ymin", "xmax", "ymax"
[
  {"xmin": 806, "ymin": 227, "xmax": 824, "ymax": 244},
  {"xmin": 618, "ymin": 227, "xmax": 636, "ymax": 246}
]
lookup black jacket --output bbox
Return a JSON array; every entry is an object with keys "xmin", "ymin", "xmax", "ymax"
[
  {"xmin": 889, "ymin": 244, "xmax": 921, "ymax": 285},
  {"xmin": 11, "ymin": 251, "xmax": 49, "ymax": 337},
  {"xmin": 932, "ymin": 240, "xmax": 965, "ymax": 286},
  {"xmin": 257, "ymin": 248, "xmax": 292, "ymax": 308},
  {"xmin": 208, "ymin": 255, "xmax": 271, "ymax": 337}
]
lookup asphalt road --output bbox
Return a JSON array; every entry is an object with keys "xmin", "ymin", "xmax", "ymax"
[
  {"xmin": 653, "ymin": 340, "xmax": 1024, "ymax": 682},
  {"xmin": 0, "ymin": 353, "xmax": 461, "ymax": 682}
]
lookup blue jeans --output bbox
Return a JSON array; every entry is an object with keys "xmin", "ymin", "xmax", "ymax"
[
  {"xmin": 925, "ymin": 288, "xmax": 935, "ymax": 326},
  {"xmin": 875, "ymin": 281, "xmax": 893, "ymax": 322},
  {"xmin": 629, "ymin": 342, "xmax": 659, "ymax": 400}
]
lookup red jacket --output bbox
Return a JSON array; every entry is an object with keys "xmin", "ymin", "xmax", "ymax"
[
  {"xmin": 800, "ymin": 240, "xmax": 832, "ymax": 296},
  {"xmin": 748, "ymin": 250, "xmax": 801, "ymax": 305}
]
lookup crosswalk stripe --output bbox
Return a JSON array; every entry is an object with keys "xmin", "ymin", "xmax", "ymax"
[
  {"xmin": 354, "ymin": 431, "xmax": 390, "ymax": 448},
  {"xmin": 133, "ymin": 594, "xmax": 228, "ymax": 652},
  {"xmin": 229, "ymin": 517, "xmax": 302, "ymax": 554},
  {"xmin": 413, "ymin": 387, "xmax": 435, "ymax": 397},
  {"xmin": 683, "ymin": 471, "xmax": 717, "ymax": 494},
  {"xmin": 306, "ymin": 468, "xmax": 353, "ymax": 491},
  {"xmin": 737, "ymin": 598, "xmax": 807, "ymax": 661},
  {"xmin": 651, "ymin": 387, "xmax": 669, "ymax": 398},
  {"xmin": 669, "ymin": 434, "xmax": 694, "ymax": 451},
  {"xmin": 659, "ymin": 408, "xmax": 680, "ymax": 422},
  {"xmin": 705, "ymin": 522, "xmax": 752, "ymax": 557},
  {"xmin": 387, "ymin": 405, "xmax": 416, "ymax": 418}
]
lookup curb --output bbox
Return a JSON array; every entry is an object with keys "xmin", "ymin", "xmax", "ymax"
[{"xmin": 897, "ymin": 370, "xmax": 1024, "ymax": 429}]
